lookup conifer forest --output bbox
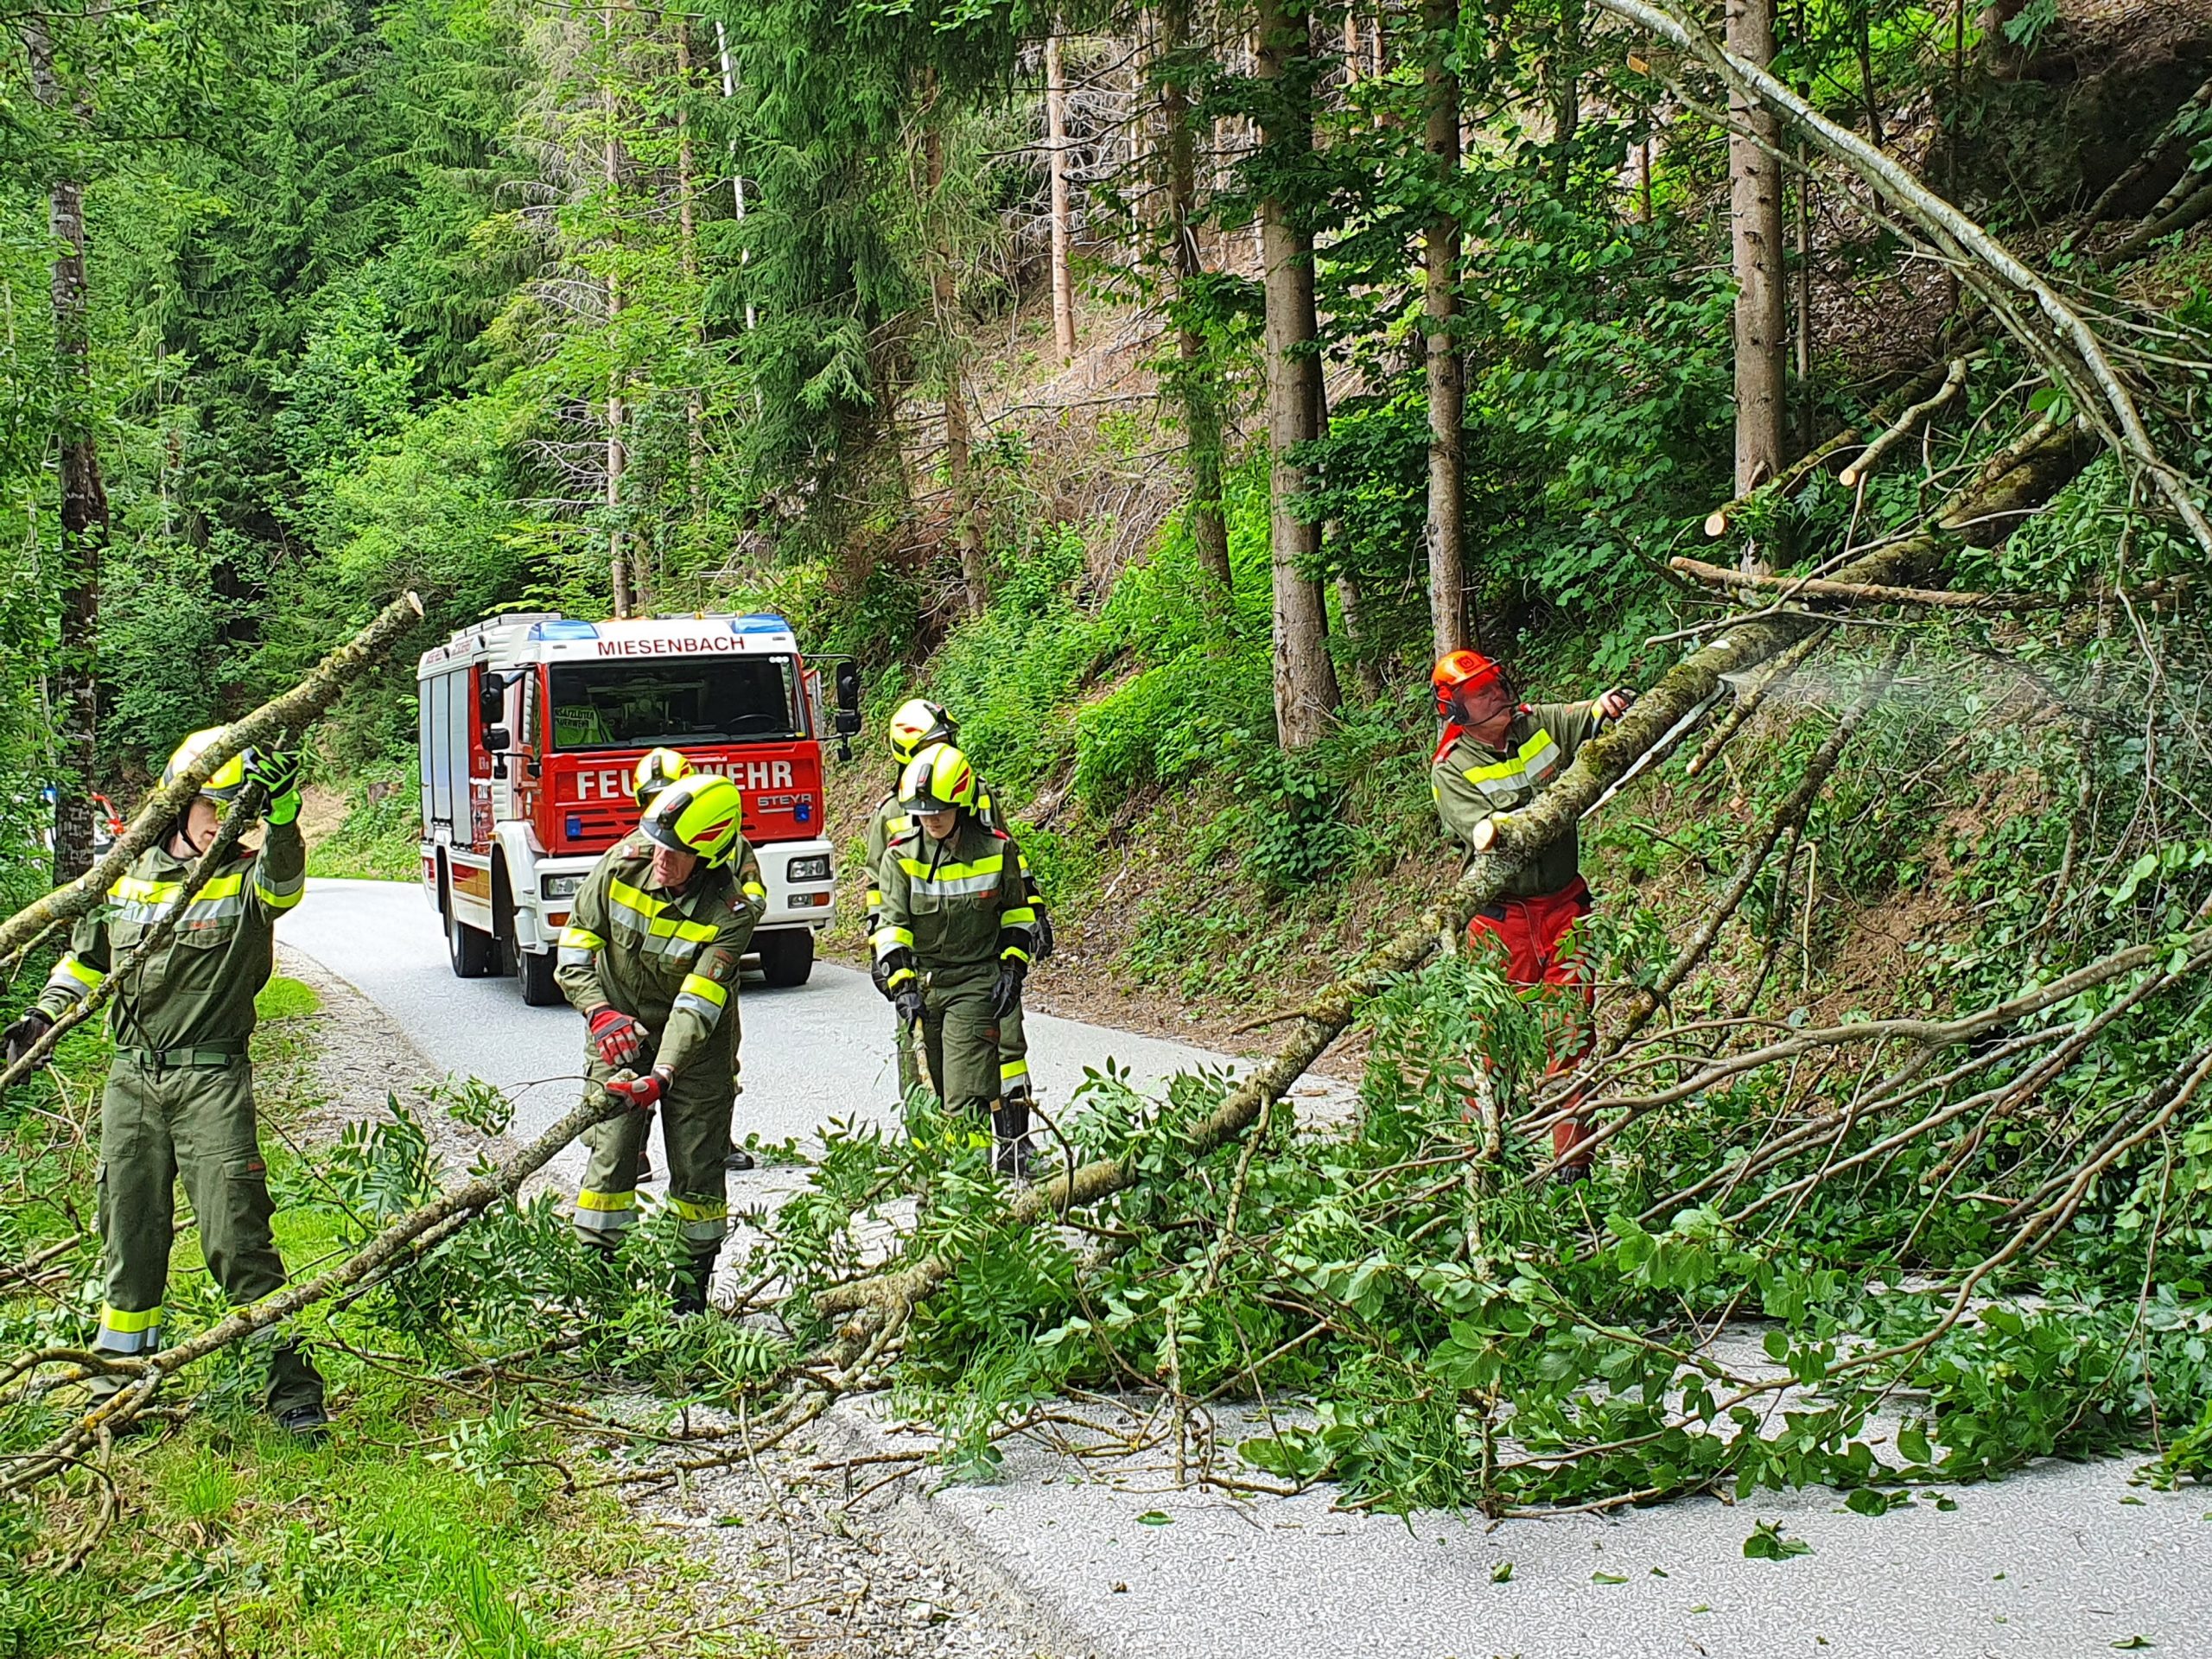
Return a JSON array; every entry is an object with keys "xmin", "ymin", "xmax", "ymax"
[{"xmin": 6, "ymin": 0, "xmax": 2212, "ymax": 1652}]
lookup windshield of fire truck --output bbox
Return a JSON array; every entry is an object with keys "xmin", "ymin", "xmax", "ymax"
[{"xmin": 547, "ymin": 656, "xmax": 804, "ymax": 750}]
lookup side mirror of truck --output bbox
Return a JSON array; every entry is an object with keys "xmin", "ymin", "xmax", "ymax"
[
  {"xmin": 478, "ymin": 671, "xmax": 510, "ymax": 728},
  {"xmin": 833, "ymin": 663, "xmax": 862, "ymax": 733},
  {"xmin": 483, "ymin": 724, "xmax": 511, "ymax": 753}
]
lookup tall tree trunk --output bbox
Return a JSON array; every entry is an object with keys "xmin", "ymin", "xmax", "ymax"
[
  {"xmin": 1046, "ymin": 34, "xmax": 1077, "ymax": 362},
  {"xmin": 677, "ymin": 25, "xmax": 705, "ymax": 518},
  {"xmin": 713, "ymin": 21, "xmax": 757, "ymax": 331},
  {"xmin": 1422, "ymin": 0, "xmax": 1468, "ymax": 657},
  {"xmin": 1255, "ymin": 0, "xmax": 1340, "ymax": 750},
  {"xmin": 1160, "ymin": 0, "xmax": 1234, "ymax": 601},
  {"xmin": 1554, "ymin": 0, "xmax": 1583, "ymax": 190},
  {"xmin": 603, "ymin": 17, "xmax": 633, "ymax": 614},
  {"xmin": 1726, "ymin": 0, "xmax": 1787, "ymax": 569},
  {"xmin": 925, "ymin": 116, "xmax": 988, "ymax": 617},
  {"xmin": 26, "ymin": 20, "xmax": 105, "ymax": 883}
]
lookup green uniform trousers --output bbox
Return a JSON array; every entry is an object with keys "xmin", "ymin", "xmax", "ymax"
[
  {"xmin": 97, "ymin": 1051, "xmax": 322, "ymax": 1415},
  {"xmin": 574, "ymin": 1053, "xmax": 732, "ymax": 1255},
  {"xmin": 916, "ymin": 962, "xmax": 1006, "ymax": 1122},
  {"xmin": 897, "ymin": 981, "xmax": 1027, "ymax": 1103}
]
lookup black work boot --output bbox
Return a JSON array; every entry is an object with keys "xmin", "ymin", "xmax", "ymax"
[
  {"xmin": 724, "ymin": 1144, "xmax": 755, "ymax": 1172},
  {"xmin": 267, "ymin": 1339, "xmax": 329, "ymax": 1445},
  {"xmin": 672, "ymin": 1251, "xmax": 718, "ymax": 1318},
  {"xmin": 992, "ymin": 1096, "xmax": 1034, "ymax": 1181}
]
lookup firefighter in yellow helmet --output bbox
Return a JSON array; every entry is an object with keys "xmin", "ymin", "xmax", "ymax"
[
  {"xmin": 622, "ymin": 746, "xmax": 752, "ymax": 1176},
  {"xmin": 864, "ymin": 698, "xmax": 1050, "ymax": 1113},
  {"xmin": 871, "ymin": 743, "xmax": 1039, "ymax": 1177},
  {"xmin": 631, "ymin": 747, "xmax": 695, "ymax": 809},
  {"xmin": 556, "ymin": 772, "xmax": 767, "ymax": 1313},
  {"xmin": 0, "ymin": 728, "xmax": 326, "ymax": 1437}
]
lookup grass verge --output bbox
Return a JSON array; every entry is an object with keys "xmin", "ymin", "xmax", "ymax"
[{"xmin": 0, "ymin": 974, "xmax": 775, "ymax": 1658}]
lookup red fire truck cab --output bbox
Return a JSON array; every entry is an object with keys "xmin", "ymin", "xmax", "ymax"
[{"xmin": 417, "ymin": 611, "xmax": 859, "ymax": 1005}]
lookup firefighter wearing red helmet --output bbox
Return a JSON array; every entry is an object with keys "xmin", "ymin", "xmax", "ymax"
[{"xmin": 1430, "ymin": 650, "xmax": 1631, "ymax": 1180}]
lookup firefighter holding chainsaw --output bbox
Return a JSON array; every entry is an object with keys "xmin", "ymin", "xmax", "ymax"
[
  {"xmin": 1430, "ymin": 650, "xmax": 1631, "ymax": 1180},
  {"xmin": 556, "ymin": 772, "xmax": 765, "ymax": 1312}
]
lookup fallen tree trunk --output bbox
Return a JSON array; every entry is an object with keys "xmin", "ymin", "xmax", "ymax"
[
  {"xmin": 819, "ymin": 417, "xmax": 2101, "ymax": 1336},
  {"xmin": 1667, "ymin": 556, "xmax": 2053, "ymax": 612},
  {"xmin": 0, "ymin": 591, "xmax": 424, "ymax": 969}
]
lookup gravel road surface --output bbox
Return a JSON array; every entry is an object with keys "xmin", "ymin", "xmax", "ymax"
[{"xmin": 279, "ymin": 878, "xmax": 2212, "ymax": 1659}]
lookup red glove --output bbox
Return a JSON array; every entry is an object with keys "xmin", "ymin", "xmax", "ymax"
[
  {"xmin": 588, "ymin": 1007, "xmax": 645, "ymax": 1070},
  {"xmin": 606, "ymin": 1068, "xmax": 669, "ymax": 1112}
]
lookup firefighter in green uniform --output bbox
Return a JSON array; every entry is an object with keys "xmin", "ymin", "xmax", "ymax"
[
  {"xmin": 626, "ymin": 747, "xmax": 755, "ymax": 1177},
  {"xmin": 870, "ymin": 743, "xmax": 1039, "ymax": 1176},
  {"xmin": 556, "ymin": 772, "xmax": 766, "ymax": 1313},
  {"xmin": 865, "ymin": 699, "xmax": 1051, "ymax": 1113},
  {"xmin": 0, "ymin": 729, "xmax": 327, "ymax": 1437}
]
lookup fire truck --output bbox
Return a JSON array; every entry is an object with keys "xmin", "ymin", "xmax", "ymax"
[{"xmin": 417, "ymin": 612, "xmax": 861, "ymax": 1005}]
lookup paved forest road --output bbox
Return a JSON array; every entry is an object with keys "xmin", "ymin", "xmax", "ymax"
[{"xmin": 282, "ymin": 879, "xmax": 2211, "ymax": 1659}]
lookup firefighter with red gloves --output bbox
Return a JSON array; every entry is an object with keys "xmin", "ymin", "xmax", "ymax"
[
  {"xmin": 1429, "ymin": 650, "xmax": 1631, "ymax": 1181},
  {"xmin": 556, "ymin": 773, "xmax": 766, "ymax": 1313}
]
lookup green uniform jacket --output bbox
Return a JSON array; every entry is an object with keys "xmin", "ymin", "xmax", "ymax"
[
  {"xmin": 35, "ymin": 820, "xmax": 307, "ymax": 1051},
  {"xmin": 1431, "ymin": 702, "xmax": 1606, "ymax": 900},
  {"xmin": 871, "ymin": 816, "xmax": 1036, "ymax": 976},
  {"xmin": 864, "ymin": 777, "xmax": 1046, "ymax": 924},
  {"xmin": 556, "ymin": 833, "xmax": 766, "ymax": 1079}
]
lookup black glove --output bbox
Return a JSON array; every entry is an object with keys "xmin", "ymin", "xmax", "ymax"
[
  {"xmin": 873, "ymin": 948, "xmax": 916, "ymax": 1001},
  {"xmin": 893, "ymin": 987, "xmax": 924, "ymax": 1027},
  {"xmin": 990, "ymin": 958, "xmax": 1027, "ymax": 1020},
  {"xmin": 1033, "ymin": 911, "xmax": 1056, "ymax": 961},
  {"xmin": 3, "ymin": 1009, "xmax": 53, "ymax": 1067},
  {"xmin": 245, "ymin": 749, "xmax": 302, "ymax": 824}
]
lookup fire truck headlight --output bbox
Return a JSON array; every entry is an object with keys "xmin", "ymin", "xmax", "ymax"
[
  {"xmin": 786, "ymin": 855, "xmax": 832, "ymax": 884},
  {"xmin": 541, "ymin": 873, "xmax": 586, "ymax": 901}
]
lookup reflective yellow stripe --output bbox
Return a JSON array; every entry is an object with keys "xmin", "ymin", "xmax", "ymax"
[
  {"xmin": 887, "ymin": 967, "xmax": 916, "ymax": 990},
  {"xmin": 51, "ymin": 955, "xmax": 104, "ymax": 995},
  {"xmin": 575, "ymin": 1188, "xmax": 637, "ymax": 1213},
  {"xmin": 872, "ymin": 925, "xmax": 915, "ymax": 958},
  {"xmin": 666, "ymin": 1195, "xmax": 728, "ymax": 1224},
  {"xmin": 1461, "ymin": 730, "xmax": 1560, "ymax": 786},
  {"xmin": 895, "ymin": 853, "xmax": 1004, "ymax": 881},
  {"xmin": 101, "ymin": 1304, "xmax": 162, "ymax": 1332},
  {"xmin": 255, "ymin": 877, "xmax": 304, "ymax": 911},
  {"xmin": 1003, "ymin": 906, "xmax": 1037, "ymax": 925},
  {"xmin": 678, "ymin": 973, "xmax": 728, "ymax": 1008},
  {"xmin": 608, "ymin": 879, "xmax": 719, "ymax": 944},
  {"xmin": 559, "ymin": 925, "xmax": 604, "ymax": 950},
  {"xmin": 1001, "ymin": 1059, "xmax": 1030, "ymax": 1084},
  {"xmin": 1001, "ymin": 944, "xmax": 1033, "ymax": 964}
]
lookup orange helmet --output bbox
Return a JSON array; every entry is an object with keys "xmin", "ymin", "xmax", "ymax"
[{"xmin": 1431, "ymin": 649, "xmax": 1509, "ymax": 720}]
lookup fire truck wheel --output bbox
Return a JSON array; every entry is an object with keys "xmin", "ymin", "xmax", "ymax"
[
  {"xmin": 518, "ymin": 946, "xmax": 563, "ymax": 1007},
  {"xmin": 756, "ymin": 930, "xmax": 815, "ymax": 988},
  {"xmin": 447, "ymin": 905, "xmax": 497, "ymax": 979}
]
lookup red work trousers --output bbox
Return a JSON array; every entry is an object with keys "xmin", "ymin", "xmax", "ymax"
[{"xmin": 1466, "ymin": 876, "xmax": 1596, "ymax": 1168}]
